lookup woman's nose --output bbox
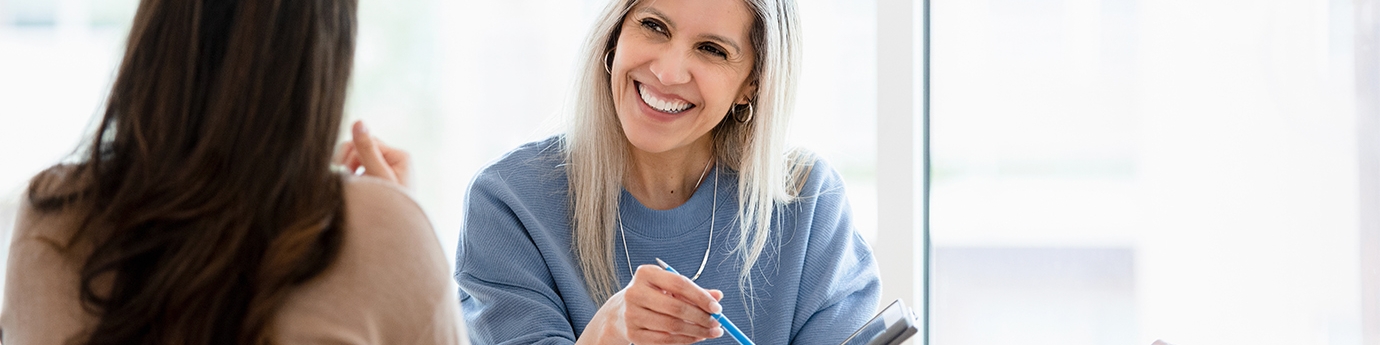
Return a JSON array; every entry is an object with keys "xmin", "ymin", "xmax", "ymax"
[{"xmin": 648, "ymin": 50, "xmax": 692, "ymax": 86}]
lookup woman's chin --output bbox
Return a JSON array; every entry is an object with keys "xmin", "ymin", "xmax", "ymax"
[
  {"xmin": 624, "ymin": 135, "xmax": 682, "ymax": 155},
  {"xmin": 618, "ymin": 118, "xmax": 678, "ymax": 153}
]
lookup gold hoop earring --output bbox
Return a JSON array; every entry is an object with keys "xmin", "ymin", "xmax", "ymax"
[
  {"xmin": 733, "ymin": 103, "xmax": 754, "ymax": 123},
  {"xmin": 604, "ymin": 49, "xmax": 615, "ymax": 75}
]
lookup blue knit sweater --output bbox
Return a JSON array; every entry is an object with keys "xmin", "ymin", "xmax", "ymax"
[{"xmin": 455, "ymin": 137, "xmax": 880, "ymax": 345}]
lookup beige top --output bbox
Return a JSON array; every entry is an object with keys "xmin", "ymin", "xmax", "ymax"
[{"xmin": 0, "ymin": 175, "xmax": 466, "ymax": 344}]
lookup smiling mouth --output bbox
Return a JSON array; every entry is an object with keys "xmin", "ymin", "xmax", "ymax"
[{"xmin": 637, "ymin": 82, "xmax": 696, "ymax": 114}]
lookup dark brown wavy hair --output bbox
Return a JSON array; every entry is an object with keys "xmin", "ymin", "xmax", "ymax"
[{"xmin": 25, "ymin": 0, "xmax": 356, "ymax": 343}]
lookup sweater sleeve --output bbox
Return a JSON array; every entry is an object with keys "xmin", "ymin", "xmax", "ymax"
[
  {"xmin": 455, "ymin": 169, "xmax": 577, "ymax": 345},
  {"xmin": 788, "ymin": 161, "xmax": 883, "ymax": 345}
]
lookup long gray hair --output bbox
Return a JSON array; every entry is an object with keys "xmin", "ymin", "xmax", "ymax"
[{"xmin": 564, "ymin": 0, "xmax": 807, "ymax": 305}]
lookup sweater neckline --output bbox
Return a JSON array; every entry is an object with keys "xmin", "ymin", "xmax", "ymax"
[{"xmin": 618, "ymin": 165, "xmax": 726, "ymax": 240}]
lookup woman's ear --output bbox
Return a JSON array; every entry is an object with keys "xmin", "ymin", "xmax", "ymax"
[{"xmin": 737, "ymin": 80, "xmax": 759, "ymax": 104}]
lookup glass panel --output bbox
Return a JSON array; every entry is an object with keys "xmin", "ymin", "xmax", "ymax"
[
  {"xmin": 90, "ymin": 0, "xmax": 137, "ymax": 28},
  {"xmin": 6, "ymin": 0, "xmax": 56, "ymax": 27},
  {"xmin": 795, "ymin": 0, "xmax": 878, "ymax": 242},
  {"xmin": 929, "ymin": 0, "xmax": 1364, "ymax": 344}
]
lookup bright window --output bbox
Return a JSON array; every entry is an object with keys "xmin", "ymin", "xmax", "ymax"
[{"xmin": 929, "ymin": 0, "xmax": 1365, "ymax": 344}]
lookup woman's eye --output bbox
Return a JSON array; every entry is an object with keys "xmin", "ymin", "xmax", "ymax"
[
  {"xmin": 641, "ymin": 19, "xmax": 667, "ymax": 35},
  {"xmin": 699, "ymin": 44, "xmax": 728, "ymax": 58}
]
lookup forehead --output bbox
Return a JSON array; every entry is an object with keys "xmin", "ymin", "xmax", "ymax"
[{"xmin": 631, "ymin": 0, "xmax": 755, "ymax": 41}]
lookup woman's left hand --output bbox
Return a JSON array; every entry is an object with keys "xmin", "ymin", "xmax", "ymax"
[{"xmin": 334, "ymin": 120, "xmax": 412, "ymax": 188}]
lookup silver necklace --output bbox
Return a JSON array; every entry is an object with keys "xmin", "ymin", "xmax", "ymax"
[{"xmin": 619, "ymin": 158, "xmax": 716, "ymax": 281}]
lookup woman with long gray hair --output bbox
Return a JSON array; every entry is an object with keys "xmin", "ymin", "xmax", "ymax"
[{"xmin": 455, "ymin": 0, "xmax": 879, "ymax": 343}]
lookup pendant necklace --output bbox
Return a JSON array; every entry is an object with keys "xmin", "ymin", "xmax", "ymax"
[{"xmin": 619, "ymin": 157, "xmax": 716, "ymax": 281}]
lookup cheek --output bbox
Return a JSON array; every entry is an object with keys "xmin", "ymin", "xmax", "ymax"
[
  {"xmin": 610, "ymin": 39, "xmax": 650, "ymax": 100},
  {"xmin": 697, "ymin": 74, "xmax": 746, "ymax": 116}
]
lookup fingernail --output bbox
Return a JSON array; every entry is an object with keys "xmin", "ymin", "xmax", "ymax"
[
  {"xmin": 712, "ymin": 327, "xmax": 724, "ymax": 338},
  {"xmin": 711, "ymin": 302, "xmax": 723, "ymax": 314},
  {"xmin": 355, "ymin": 120, "xmax": 369, "ymax": 135}
]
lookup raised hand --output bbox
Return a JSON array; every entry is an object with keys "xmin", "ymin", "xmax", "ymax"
[{"xmin": 334, "ymin": 120, "xmax": 412, "ymax": 188}]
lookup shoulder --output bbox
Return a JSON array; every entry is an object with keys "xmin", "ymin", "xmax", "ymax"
[
  {"xmin": 340, "ymin": 175, "xmax": 437, "ymax": 252},
  {"xmin": 2, "ymin": 165, "xmax": 96, "ymax": 343},
  {"xmin": 27, "ymin": 164, "xmax": 84, "ymax": 198},
  {"xmin": 339, "ymin": 175, "xmax": 438, "ymax": 261},
  {"xmin": 341, "ymin": 175, "xmax": 429, "ymax": 226},
  {"xmin": 475, "ymin": 136, "xmax": 566, "ymax": 180},
  {"xmin": 787, "ymin": 149, "xmax": 847, "ymax": 202},
  {"xmin": 277, "ymin": 175, "xmax": 462, "ymax": 343},
  {"xmin": 466, "ymin": 136, "xmax": 568, "ymax": 201},
  {"xmin": 14, "ymin": 164, "xmax": 90, "ymax": 244},
  {"xmin": 777, "ymin": 150, "xmax": 857, "ymax": 244}
]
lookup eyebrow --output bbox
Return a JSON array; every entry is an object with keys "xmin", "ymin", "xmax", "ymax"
[{"xmin": 639, "ymin": 7, "xmax": 744, "ymax": 55}]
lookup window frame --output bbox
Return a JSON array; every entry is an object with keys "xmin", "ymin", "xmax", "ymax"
[{"xmin": 874, "ymin": 0, "xmax": 929, "ymax": 344}]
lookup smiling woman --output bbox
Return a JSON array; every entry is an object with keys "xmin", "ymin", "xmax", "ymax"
[
  {"xmin": 610, "ymin": 2, "xmax": 757, "ymax": 159},
  {"xmin": 451, "ymin": 0, "xmax": 881, "ymax": 344}
]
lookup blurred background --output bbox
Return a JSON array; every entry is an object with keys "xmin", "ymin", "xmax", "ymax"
[
  {"xmin": 929, "ymin": 0, "xmax": 1369, "ymax": 345},
  {"xmin": 1, "ymin": 0, "xmax": 1376, "ymax": 345}
]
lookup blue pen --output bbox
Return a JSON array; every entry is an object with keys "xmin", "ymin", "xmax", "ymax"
[{"xmin": 654, "ymin": 258, "xmax": 755, "ymax": 345}]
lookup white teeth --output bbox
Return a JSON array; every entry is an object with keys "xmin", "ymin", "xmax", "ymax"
[{"xmin": 638, "ymin": 83, "xmax": 693, "ymax": 113}]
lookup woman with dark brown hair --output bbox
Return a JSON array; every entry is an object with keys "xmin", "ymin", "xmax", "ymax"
[{"xmin": 0, "ymin": 0, "xmax": 463, "ymax": 344}]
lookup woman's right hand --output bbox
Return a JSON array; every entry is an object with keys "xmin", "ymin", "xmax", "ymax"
[
  {"xmin": 334, "ymin": 120, "xmax": 412, "ymax": 188},
  {"xmin": 580, "ymin": 265, "xmax": 726, "ymax": 345}
]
